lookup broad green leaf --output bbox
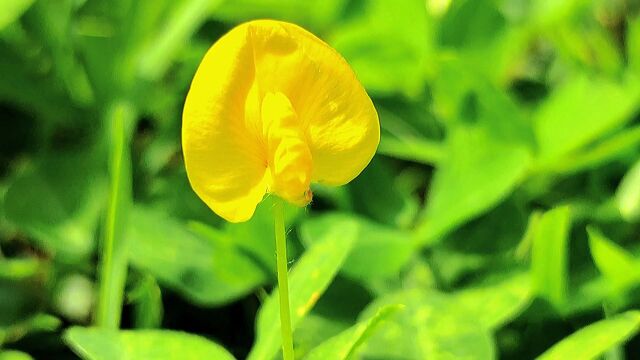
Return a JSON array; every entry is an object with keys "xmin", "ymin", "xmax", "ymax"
[
  {"xmin": 453, "ymin": 272, "xmax": 532, "ymax": 330},
  {"xmin": 349, "ymin": 157, "xmax": 420, "ymax": 228},
  {"xmin": 534, "ymin": 74, "xmax": 640, "ymax": 161},
  {"xmin": 537, "ymin": 311, "xmax": 640, "ymax": 360},
  {"xmin": 330, "ymin": 0, "xmax": 431, "ymax": 97},
  {"xmin": 587, "ymin": 227, "xmax": 640, "ymax": 292},
  {"xmin": 361, "ymin": 289, "xmax": 495, "ymax": 360},
  {"xmin": 531, "ymin": 206, "xmax": 571, "ymax": 307},
  {"xmin": 0, "ymin": 0, "xmax": 35, "ymax": 31},
  {"xmin": 247, "ymin": 218, "xmax": 358, "ymax": 360},
  {"xmin": 304, "ymin": 304, "xmax": 402, "ymax": 360},
  {"xmin": 616, "ymin": 159, "xmax": 640, "ymax": 222},
  {"xmin": 0, "ymin": 351, "xmax": 34, "ymax": 360},
  {"xmin": 128, "ymin": 205, "xmax": 268, "ymax": 305},
  {"xmin": 416, "ymin": 124, "xmax": 531, "ymax": 245},
  {"xmin": 64, "ymin": 327, "xmax": 235, "ymax": 360},
  {"xmin": 542, "ymin": 124, "xmax": 640, "ymax": 175},
  {"xmin": 3, "ymin": 148, "xmax": 107, "ymax": 262},
  {"xmin": 300, "ymin": 213, "xmax": 414, "ymax": 281}
]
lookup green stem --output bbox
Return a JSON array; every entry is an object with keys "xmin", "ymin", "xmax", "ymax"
[
  {"xmin": 96, "ymin": 101, "xmax": 134, "ymax": 329},
  {"xmin": 273, "ymin": 198, "xmax": 294, "ymax": 360}
]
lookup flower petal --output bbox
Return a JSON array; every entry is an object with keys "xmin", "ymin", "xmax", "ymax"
[
  {"xmin": 247, "ymin": 20, "xmax": 380, "ymax": 185},
  {"xmin": 183, "ymin": 20, "xmax": 379, "ymax": 222},
  {"xmin": 182, "ymin": 24, "xmax": 268, "ymax": 223}
]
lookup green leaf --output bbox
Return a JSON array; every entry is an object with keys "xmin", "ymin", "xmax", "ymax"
[
  {"xmin": 360, "ymin": 289, "xmax": 495, "ymax": 360},
  {"xmin": 0, "ymin": 350, "xmax": 34, "ymax": 360},
  {"xmin": 0, "ymin": 258, "xmax": 41, "ymax": 280},
  {"xmin": 533, "ymin": 74, "xmax": 640, "ymax": 161},
  {"xmin": 0, "ymin": 0, "xmax": 35, "ymax": 31},
  {"xmin": 416, "ymin": 124, "xmax": 531, "ymax": 245},
  {"xmin": 378, "ymin": 134, "xmax": 445, "ymax": 165},
  {"xmin": 304, "ymin": 304, "xmax": 403, "ymax": 360},
  {"xmin": 3, "ymin": 148, "xmax": 107, "ymax": 262},
  {"xmin": 128, "ymin": 205, "xmax": 269, "ymax": 306},
  {"xmin": 453, "ymin": 272, "xmax": 532, "ymax": 330},
  {"xmin": 537, "ymin": 311, "xmax": 640, "ymax": 360},
  {"xmin": 330, "ymin": 0, "xmax": 431, "ymax": 97},
  {"xmin": 213, "ymin": 0, "xmax": 346, "ymax": 32},
  {"xmin": 138, "ymin": 0, "xmax": 225, "ymax": 81},
  {"xmin": 587, "ymin": 227, "xmax": 640, "ymax": 292},
  {"xmin": 348, "ymin": 157, "xmax": 420, "ymax": 228},
  {"xmin": 1, "ymin": 313, "xmax": 61, "ymax": 344},
  {"xmin": 300, "ymin": 213, "xmax": 415, "ymax": 281},
  {"xmin": 129, "ymin": 275, "xmax": 163, "ymax": 329},
  {"xmin": 64, "ymin": 327, "xmax": 235, "ymax": 360},
  {"xmin": 531, "ymin": 206, "xmax": 571, "ymax": 307},
  {"xmin": 247, "ymin": 218, "xmax": 358, "ymax": 360},
  {"xmin": 541, "ymin": 124, "xmax": 640, "ymax": 175},
  {"xmin": 616, "ymin": 159, "xmax": 640, "ymax": 222},
  {"xmin": 629, "ymin": 16, "xmax": 640, "ymax": 73}
]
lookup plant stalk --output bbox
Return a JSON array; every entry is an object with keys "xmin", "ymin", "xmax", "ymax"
[{"xmin": 273, "ymin": 198, "xmax": 294, "ymax": 360}]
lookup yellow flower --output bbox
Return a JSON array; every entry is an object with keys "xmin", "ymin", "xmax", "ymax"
[{"xmin": 182, "ymin": 20, "xmax": 379, "ymax": 223}]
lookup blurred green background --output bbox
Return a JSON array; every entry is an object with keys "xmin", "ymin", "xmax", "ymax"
[{"xmin": 1, "ymin": 0, "xmax": 640, "ymax": 359}]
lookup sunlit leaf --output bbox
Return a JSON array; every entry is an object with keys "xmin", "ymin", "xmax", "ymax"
[
  {"xmin": 417, "ymin": 124, "xmax": 531, "ymax": 245},
  {"xmin": 0, "ymin": 0, "xmax": 35, "ymax": 31},
  {"xmin": 305, "ymin": 304, "xmax": 402, "ymax": 360},
  {"xmin": 64, "ymin": 327, "xmax": 235, "ymax": 360},
  {"xmin": 616, "ymin": 159, "xmax": 640, "ymax": 222},
  {"xmin": 330, "ymin": 0, "xmax": 431, "ymax": 97},
  {"xmin": 534, "ymin": 74, "xmax": 640, "ymax": 161},
  {"xmin": 536, "ymin": 311, "xmax": 640, "ymax": 360},
  {"xmin": 0, "ymin": 350, "xmax": 34, "ymax": 360},
  {"xmin": 587, "ymin": 227, "xmax": 640, "ymax": 292},
  {"xmin": 453, "ymin": 272, "xmax": 532, "ymax": 330},
  {"xmin": 300, "ymin": 213, "xmax": 415, "ymax": 281},
  {"xmin": 361, "ymin": 289, "xmax": 495, "ymax": 360},
  {"xmin": 531, "ymin": 206, "xmax": 571, "ymax": 307}
]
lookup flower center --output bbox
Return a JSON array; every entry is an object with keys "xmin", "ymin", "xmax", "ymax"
[{"xmin": 261, "ymin": 92, "xmax": 312, "ymax": 206}]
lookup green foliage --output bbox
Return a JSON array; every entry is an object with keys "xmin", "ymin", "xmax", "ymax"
[
  {"xmin": 248, "ymin": 220, "xmax": 357, "ymax": 360},
  {"xmin": 1, "ymin": 0, "xmax": 640, "ymax": 358},
  {"xmin": 588, "ymin": 227, "xmax": 640, "ymax": 294},
  {"xmin": 64, "ymin": 327, "xmax": 235, "ymax": 360},
  {"xmin": 360, "ymin": 289, "xmax": 496, "ymax": 359},
  {"xmin": 537, "ymin": 311, "xmax": 640, "ymax": 360},
  {"xmin": 300, "ymin": 213, "xmax": 414, "ymax": 281},
  {"xmin": 128, "ymin": 205, "xmax": 269, "ymax": 305},
  {"xmin": 304, "ymin": 304, "xmax": 402, "ymax": 360},
  {"xmin": 531, "ymin": 206, "xmax": 571, "ymax": 307},
  {"xmin": 0, "ymin": 0, "xmax": 35, "ymax": 31}
]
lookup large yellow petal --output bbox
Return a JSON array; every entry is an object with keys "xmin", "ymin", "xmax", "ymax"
[
  {"xmin": 247, "ymin": 20, "xmax": 380, "ymax": 186},
  {"xmin": 183, "ymin": 20, "xmax": 379, "ymax": 222},
  {"xmin": 182, "ymin": 23, "xmax": 268, "ymax": 223}
]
